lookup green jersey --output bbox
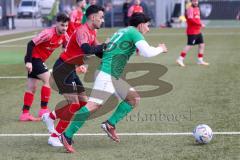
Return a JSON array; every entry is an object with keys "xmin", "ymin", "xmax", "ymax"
[
  {"xmin": 81, "ymin": 4, "xmax": 90, "ymax": 24},
  {"xmin": 99, "ymin": 26, "xmax": 145, "ymax": 78}
]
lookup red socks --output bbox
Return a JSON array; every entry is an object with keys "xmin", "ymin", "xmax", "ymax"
[
  {"xmin": 41, "ymin": 86, "xmax": 51, "ymax": 109},
  {"xmin": 180, "ymin": 52, "xmax": 186, "ymax": 58},
  {"xmin": 22, "ymin": 92, "xmax": 34, "ymax": 113},
  {"xmin": 198, "ymin": 53, "xmax": 204, "ymax": 59},
  {"xmin": 52, "ymin": 101, "xmax": 87, "ymax": 135}
]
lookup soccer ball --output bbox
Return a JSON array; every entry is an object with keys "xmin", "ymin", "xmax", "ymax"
[{"xmin": 193, "ymin": 124, "xmax": 213, "ymax": 144}]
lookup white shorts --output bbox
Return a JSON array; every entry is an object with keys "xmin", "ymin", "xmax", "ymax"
[{"xmin": 88, "ymin": 71, "xmax": 134, "ymax": 104}]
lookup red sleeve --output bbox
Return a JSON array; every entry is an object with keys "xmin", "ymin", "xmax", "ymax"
[
  {"xmin": 70, "ymin": 10, "xmax": 77, "ymax": 23},
  {"xmin": 76, "ymin": 30, "xmax": 89, "ymax": 47},
  {"xmin": 186, "ymin": 8, "xmax": 201, "ymax": 26},
  {"xmin": 32, "ymin": 30, "xmax": 52, "ymax": 45},
  {"xmin": 128, "ymin": 6, "xmax": 134, "ymax": 17}
]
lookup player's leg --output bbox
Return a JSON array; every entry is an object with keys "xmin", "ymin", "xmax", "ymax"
[
  {"xmin": 45, "ymin": 93, "xmax": 82, "ymax": 147},
  {"xmin": 101, "ymin": 80, "xmax": 140, "ymax": 142},
  {"xmin": 177, "ymin": 35, "xmax": 195, "ymax": 67},
  {"xmin": 43, "ymin": 58, "xmax": 88, "ymax": 147},
  {"xmin": 19, "ymin": 78, "xmax": 41, "ymax": 121},
  {"xmin": 53, "ymin": 92, "xmax": 87, "ymax": 135},
  {"xmin": 196, "ymin": 34, "xmax": 209, "ymax": 65},
  {"xmin": 37, "ymin": 71, "xmax": 51, "ymax": 117},
  {"xmin": 61, "ymin": 101, "xmax": 101, "ymax": 153},
  {"xmin": 61, "ymin": 71, "xmax": 114, "ymax": 152}
]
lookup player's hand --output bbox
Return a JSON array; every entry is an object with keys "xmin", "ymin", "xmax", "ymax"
[
  {"xmin": 105, "ymin": 38, "xmax": 110, "ymax": 44},
  {"xmin": 159, "ymin": 43, "xmax": 168, "ymax": 53},
  {"xmin": 76, "ymin": 65, "xmax": 87, "ymax": 74},
  {"xmin": 202, "ymin": 23, "xmax": 206, "ymax": 28},
  {"xmin": 25, "ymin": 62, "xmax": 32, "ymax": 73}
]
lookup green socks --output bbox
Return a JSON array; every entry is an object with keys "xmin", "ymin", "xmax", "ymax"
[
  {"xmin": 65, "ymin": 106, "xmax": 90, "ymax": 138},
  {"xmin": 65, "ymin": 101, "xmax": 133, "ymax": 138},
  {"xmin": 108, "ymin": 101, "xmax": 133, "ymax": 126}
]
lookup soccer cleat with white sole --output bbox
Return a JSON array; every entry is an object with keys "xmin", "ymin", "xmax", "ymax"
[
  {"xmin": 197, "ymin": 60, "xmax": 209, "ymax": 66},
  {"xmin": 176, "ymin": 58, "xmax": 185, "ymax": 67},
  {"xmin": 60, "ymin": 133, "xmax": 75, "ymax": 153},
  {"xmin": 42, "ymin": 113, "xmax": 55, "ymax": 133},
  {"xmin": 48, "ymin": 136, "xmax": 63, "ymax": 147},
  {"xmin": 101, "ymin": 121, "xmax": 120, "ymax": 143}
]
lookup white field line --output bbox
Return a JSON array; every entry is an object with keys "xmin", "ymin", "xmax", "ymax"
[
  {"xmin": 0, "ymin": 132, "xmax": 239, "ymax": 137},
  {"xmin": 0, "ymin": 35, "xmax": 34, "ymax": 45},
  {"xmin": 0, "ymin": 45, "xmax": 25, "ymax": 47},
  {"xmin": 0, "ymin": 76, "xmax": 26, "ymax": 79}
]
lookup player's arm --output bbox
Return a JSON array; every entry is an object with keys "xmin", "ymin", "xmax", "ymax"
[
  {"xmin": 77, "ymin": 31, "xmax": 107, "ymax": 58},
  {"xmin": 24, "ymin": 40, "xmax": 36, "ymax": 73},
  {"xmin": 128, "ymin": 6, "xmax": 134, "ymax": 17},
  {"xmin": 24, "ymin": 40, "xmax": 35, "ymax": 64},
  {"xmin": 81, "ymin": 43, "xmax": 107, "ymax": 58},
  {"xmin": 186, "ymin": 8, "xmax": 201, "ymax": 26},
  {"xmin": 135, "ymin": 40, "xmax": 167, "ymax": 57}
]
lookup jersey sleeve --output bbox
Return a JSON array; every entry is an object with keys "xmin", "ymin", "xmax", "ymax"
[
  {"xmin": 32, "ymin": 30, "xmax": 52, "ymax": 45},
  {"xmin": 128, "ymin": 6, "xmax": 134, "ymax": 17},
  {"xmin": 70, "ymin": 10, "xmax": 77, "ymax": 23},
  {"xmin": 76, "ymin": 29, "xmax": 89, "ymax": 47}
]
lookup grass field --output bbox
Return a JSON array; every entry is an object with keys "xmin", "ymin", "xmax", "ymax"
[{"xmin": 0, "ymin": 28, "xmax": 239, "ymax": 160}]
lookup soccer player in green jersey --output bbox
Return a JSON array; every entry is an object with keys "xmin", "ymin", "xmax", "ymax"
[{"xmin": 60, "ymin": 13, "xmax": 168, "ymax": 153}]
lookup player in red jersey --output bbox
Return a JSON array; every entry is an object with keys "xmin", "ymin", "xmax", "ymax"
[
  {"xmin": 128, "ymin": 0, "xmax": 144, "ymax": 18},
  {"xmin": 176, "ymin": 0, "xmax": 209, "ymax": 67},
  {"xmin": 19, "ymin": 13, "xmax": 70, "ymax": 121},
  {"xmin": 67, "ymin": 0, "xmax": 86, "ymax": 36},
  {"xmin": 42, "ymin": 5, "xmax": 106, "ymax": 147}
]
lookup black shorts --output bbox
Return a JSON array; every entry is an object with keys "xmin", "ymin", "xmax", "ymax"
[
  {"xmin": 187, "ymin": 33, "xmax": 204, "ymax": 45},
  {"xmin": 28, "ymin": 58, "xmax": 48, "ymax": 79},
  {"xmin": 52, "ymin": 58, "xmax": 85, "ymax": 94}
]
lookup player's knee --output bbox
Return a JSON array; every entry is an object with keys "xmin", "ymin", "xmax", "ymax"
[
  {"xmin": 200, "ymin": 43, "xmax": 205, "ymax": 48},
  {"xmin": 27, "ymin": 85, "xmax": 37, "ymax": 94},
  {"xmin": 127, "ymin": 96, "xmax": 141, "ymax": 108}
]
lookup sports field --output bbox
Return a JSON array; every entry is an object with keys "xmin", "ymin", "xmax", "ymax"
[{"xmin": 0, "ymin": 28, "xmax": 239, "ymax": 160}]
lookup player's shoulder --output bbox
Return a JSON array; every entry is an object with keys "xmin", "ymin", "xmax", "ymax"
[
  {"xmin": 71, "ymin": 9, "xmax": 78, "ymax": 15},
  {"xmin": 43, "ymin": 27, "xmax": 55, "ymax": 36},
  {"xmin": 125, "ymin": 26, "xmax": 140, "ymax": 35},
  {"xmin": 36, "ymin": 27, "xmax": 54, "ymax": 39},
  {"xmin": 77, "ymin": 24, "xmax": 93, "ymax": 34}
]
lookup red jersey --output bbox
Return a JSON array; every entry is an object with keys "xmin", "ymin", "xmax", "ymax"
[
  {"xmin": 61, "ymin": 23, "xmax": 97, "ymax": 65},
  {"xmin": 32, "ymin": 27, "xmax": 69, "ymax": 62},
  {"xmin": 186, "ymin": 6, "xmax": 202, "ymax": 35},
  {"xmin": 67, "ymin": 9, "xmax": 83, "ymax": 36},
  {"xmin": 128, "ymin": 5, "xmax": 143, "ymax": 17}
]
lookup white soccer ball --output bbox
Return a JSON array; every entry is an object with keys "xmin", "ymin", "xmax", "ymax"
[{"xmin": 193, "ymin": 124, "xmax": 213, "ymax": 144}]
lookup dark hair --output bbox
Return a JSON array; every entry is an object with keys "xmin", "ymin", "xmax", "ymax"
[
  {"xmin": 76, "ymin": 0, "xmax": 83, "ymax": 3},
  {"xmin": 129, "ymin": 13, "xmax": 151, "ymax": 27},
  {"xmin": 56, "ymin": 12, "xmax": 70, "ymax": 23},
  {"xmin": 86, "ymin": 5, "xmax": 105, "ymax": 18}
]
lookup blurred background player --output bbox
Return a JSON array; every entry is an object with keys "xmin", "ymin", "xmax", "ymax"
[
  {"xmin": 19, "ymin": 13, "xmax": 70, "ymax": 121},
  {"xmin": 67, "ymin": 0, "xmax": 86, "ymax": 36},
  {"xmin": 82, "ymin": 0, "xmax": 98, "ymax": 24},
  {"xmin": 128, "ymin": 0, "xmax": 144, "ymax": 18},
  {"xmin": 122, "ymin": 0, "xmax": 131, "ymax": 26},
  {"xmin": 60, "ymin": 13, "xmax": 167, "ymax": 153},
  {"xmin": 42, "ymin": 5, "xmax": 106, "ymax": 147},
  {"xmin": 176, "ymin": 0, "xmax": 209, "ymax": 67}
]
